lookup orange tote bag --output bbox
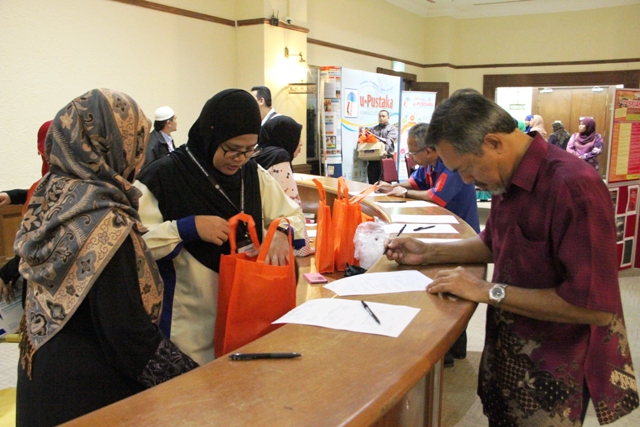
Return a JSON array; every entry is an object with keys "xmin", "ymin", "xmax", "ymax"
[
  {"xmin": 214, "ymin": 213, "xmax": 296, "ymax": 358},
  {"xmin": 333, "ymin": 178, "xmax": 376, "ymax": 271},
  {"xmin": 312, "ymin": 179, "xmax": 335, "ymax": 274}
]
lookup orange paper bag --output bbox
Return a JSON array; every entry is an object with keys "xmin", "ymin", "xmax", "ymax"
[
  {"xmin": 312, "ymin": 179, "xmax": 335, "ymax": 273},
  {"xmin": 214, "ymin": 213, "xmax": 296, "ymax": 358}
]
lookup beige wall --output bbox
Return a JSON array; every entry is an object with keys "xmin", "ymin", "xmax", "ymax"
[
  {"xmin": 0, "ymin": 0, "xmax": 238, "ymax": 189},
  {"xmin": 2, "ymin": 0, "xmax": 639, "ymax": 189}
]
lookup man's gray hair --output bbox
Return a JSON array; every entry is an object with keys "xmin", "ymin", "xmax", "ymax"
[{"xmin": 408, "ymin": 123, "xmax": 429, "ymax": 149}]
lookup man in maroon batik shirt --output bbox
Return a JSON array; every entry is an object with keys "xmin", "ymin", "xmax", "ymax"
[{"xmin": 385, "ymin": 89, "xmax": 638, "ymax": 426}]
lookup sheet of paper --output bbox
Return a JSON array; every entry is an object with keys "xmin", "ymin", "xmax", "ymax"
[
  {"xmin": 307, "ymin": 229, "xmax": 317, "ymax": 237},
  {"xmin": 273, "ymin": 298, "xmax": 420, "ymax": 338},
  {"xmin": 416, "ymin": 238, "xmax": 462, "ymax": 244},
  {"xmin": 324, "ymin": 270, "xmax": 432, "ymax": 296},
  {"xmin": 383, "ymin": 223, "xmax": 459, "ymax": 235},
  {"xmin": 391, "ymin": 214, "xmax": 459, "ymax": 224},
  {"xmin": 349, "ymin": 190, "xmax": 386, "ymax": 197},
  {"xmin": 375, "ymin": 200, "xmax": 437, "ymax": 208}
]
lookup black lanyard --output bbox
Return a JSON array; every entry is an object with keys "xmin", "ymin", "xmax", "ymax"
[{"xmin": 185, "ymin": 146, "xmax": 244, "ymax": 213}]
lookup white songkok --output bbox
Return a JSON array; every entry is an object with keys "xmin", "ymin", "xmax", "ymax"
[{"xmin": 154, "ymin": 106, "xmax": 175, "ymax": 121}]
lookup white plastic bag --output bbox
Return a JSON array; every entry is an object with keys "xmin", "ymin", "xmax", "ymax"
[{"xmin": 353, "ymin": 218, "xmax": 388, "ymax": 270}]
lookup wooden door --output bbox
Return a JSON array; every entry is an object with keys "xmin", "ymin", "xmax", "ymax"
[
  {"xmin": 536, "ymin": 88, "xmax": 572, "ymax": 136},
  {"xmin": 536, "ymin": 87, "xmax": 610, "ymax": 176}
]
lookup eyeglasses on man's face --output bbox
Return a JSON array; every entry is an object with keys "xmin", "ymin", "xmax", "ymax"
[
  {"xmin": 405, "ymin": 146, "xmax": 429, "ymax": 158},
  {"xmin": 219, "ymin": 144, "xmax": 262, "ymax": 160}
]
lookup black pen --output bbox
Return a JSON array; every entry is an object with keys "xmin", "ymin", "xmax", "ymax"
[
  {"xmin": 383, "ymin": 224, "xmax": 407, "ymax": 254},
  {"xmin": 413, "ymin": 225, "xmax": 436, "ymax": 231},
  {"xmin": 229, "ymin": 352, "xmax": 302, "ymax": 361},
  {"xmin": 361, "ymin": 300, "xmax": 381, "ymax": 324},
  {"xmin": 377, "ymin": 200, "xmax": 406, "ymax": 203}
]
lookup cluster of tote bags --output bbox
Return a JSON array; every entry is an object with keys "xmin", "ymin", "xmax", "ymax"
[{"xmin": 214, "ymin": 179, "xmax": 373, "ymax": 357}]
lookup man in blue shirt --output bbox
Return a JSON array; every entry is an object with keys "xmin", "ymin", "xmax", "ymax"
[
  {"xmin": 377, "ymin": 122, "xmax": 480, "ymax": 366},
  {"xmin": 377, "ymin": 123, "xmax": 480, "ymax": 233}
]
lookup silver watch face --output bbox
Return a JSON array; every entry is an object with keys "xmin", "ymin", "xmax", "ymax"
[{"xmin": 490, "ymin": 285, "xmax": 506, "ymax": 302}]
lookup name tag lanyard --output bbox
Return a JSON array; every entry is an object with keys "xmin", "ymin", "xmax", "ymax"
[{"xmin": 186, "ymin": 146, "xmax": 251, "ymax": 245}]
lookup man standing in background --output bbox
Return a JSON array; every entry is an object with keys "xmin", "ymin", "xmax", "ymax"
[
  {"xmin": 143, "ymin": 106, "xmax": 177, "ymax": 168},
  {"xmin": 366, "ymin": 110, "xmax": 397, "ymax": 184},
  {"xmin": 251, "ymin": 86, "xmax": 278, "ymax": 125}
]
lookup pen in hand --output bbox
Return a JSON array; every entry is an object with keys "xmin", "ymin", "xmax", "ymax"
[
  {"xmin": 361, "ymin": 300, "xmax": 381, "ymax": 324},
  {"xmin": 383, "ymin": 224, "xmax": 407, "ymax": 254}
]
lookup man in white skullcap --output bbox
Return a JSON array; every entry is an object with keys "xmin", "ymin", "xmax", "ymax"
[{"xmin": 143, "ymin": 106, "xmax": 178, "ymax": 168}]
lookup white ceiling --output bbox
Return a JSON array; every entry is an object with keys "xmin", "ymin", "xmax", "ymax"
[{"xmin": 385, "ymin": 0, "xmax": 640, "ymax": 19}]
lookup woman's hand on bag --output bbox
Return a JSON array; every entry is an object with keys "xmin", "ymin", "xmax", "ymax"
[
  {"xmin": 384, "ymin": 237, "xmax": 427, "ymax": 265},
  {"xmin": 195, "ymin": 215, "xmax": 231, "ymax": 246},
  {"xmin": 264, "ymin": 231, "xmax": 290, "ymax": 266}
]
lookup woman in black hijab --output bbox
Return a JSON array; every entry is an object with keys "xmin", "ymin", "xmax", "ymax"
[
  {"xmin": 135, "ymin": 89, "xmax": 305, "ymax": 365},
  {"xmin": 254, "ymin": 115, "xmax": 312, "ymax": 256}
]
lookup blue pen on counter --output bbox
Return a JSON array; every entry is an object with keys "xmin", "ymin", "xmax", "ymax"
[
  {"xmin": 361, "ymin": 300, "xmax": 381, "ymax": 324},
  {"xmin": 229, "ymin": 352, "xmax": 301, "ymax": 361}
]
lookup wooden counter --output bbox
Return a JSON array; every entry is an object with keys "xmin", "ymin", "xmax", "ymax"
[{"xmin": 62, "ymin": 175, "xmax": 485, "ymax": 427}]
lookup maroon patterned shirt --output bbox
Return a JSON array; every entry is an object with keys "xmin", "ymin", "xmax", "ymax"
[{"xmin": 479, "ymin": 134, "xmax": 638, "ymax": 425}]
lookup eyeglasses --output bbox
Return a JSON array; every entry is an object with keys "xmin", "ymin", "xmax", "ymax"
[
  {"xmin": 405, "ymin": 147, "xmax": 429, "ymax": 158},
  {"xmin": 219, "ymin": 144, "xmax": 262, "ymax": 160}
]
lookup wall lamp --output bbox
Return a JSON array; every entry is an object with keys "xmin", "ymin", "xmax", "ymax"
[{"xmin": 284, "ymin": 47, "xmax": 305, "ymax": 63}]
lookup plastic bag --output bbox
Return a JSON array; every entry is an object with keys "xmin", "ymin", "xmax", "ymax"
[{"xmin": 353, "ymin": 218, "xmax": 388, "ymax": 270}]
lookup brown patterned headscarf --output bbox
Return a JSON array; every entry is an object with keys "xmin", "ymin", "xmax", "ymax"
[{"xmin": 14, "ymin": 89, "xmax": 163, "ymax": 375}]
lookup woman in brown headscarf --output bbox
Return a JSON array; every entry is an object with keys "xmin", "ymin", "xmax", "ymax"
[{"xmin": 14, "ymin": 89, "xmax": 197, "ymax": 426}]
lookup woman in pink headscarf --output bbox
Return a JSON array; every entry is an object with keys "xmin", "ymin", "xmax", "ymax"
[
  {"xmin": 528, "ymin": 114, "xmax": 548, "ymax": 140},
  {"xmin": 566, "ymin": 117, "xmax": 604, "ymax": 171}
]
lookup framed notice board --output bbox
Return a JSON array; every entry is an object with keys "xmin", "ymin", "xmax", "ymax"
[{"xmin": 608, "ymin": 89, "xmax": 640, "ymax": 183}]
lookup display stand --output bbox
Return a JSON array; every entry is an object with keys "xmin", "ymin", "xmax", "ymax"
[{"xmin": 606, "ymin": 89, "xmax": 640, "ymax": 269}]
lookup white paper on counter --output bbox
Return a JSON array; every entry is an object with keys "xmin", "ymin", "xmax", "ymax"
[
  {"xmin": 324, "ymin": 270, "xmax": 432, "ymax": 296},
  {"xmin": 383, "ymin": 223, "xmax": 459, "ymax": 235},
  {"xmin": 273, "ymin": 298, "xmax": 420, "ymax": 338},
  {"xmin": 349, "ymin": 190, "xmax": 387, "ymax": 198},
  {"xmin": 375, "ymin": 200, "xmax": 437, "ymax": 208},
  {"xmin": 416, "ymin": 238, "xmax": 462, "ymax": 244},
  {"xmin": 391, "ymin": 214, "xmax": 459, "ymax": 224}
]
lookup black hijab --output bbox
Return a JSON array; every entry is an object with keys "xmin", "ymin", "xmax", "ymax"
[
  {"xmin": 255, "ymin": 115, "xmax": 302, "ymax": 169},
  {"xmin": 137, "ymin": 89, "xmax": 263, "ymax": 272}
]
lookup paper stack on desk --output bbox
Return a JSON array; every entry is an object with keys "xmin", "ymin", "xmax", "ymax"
[
  {"xmin": 272, "ymin": 298, "xmax": 420, "ymax": 338},
  {"xmin": 324, "ymin": 270, "xmax": 432, "ymax": 296}
]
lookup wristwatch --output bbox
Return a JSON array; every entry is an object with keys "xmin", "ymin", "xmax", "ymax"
[
  {"xmin": 489, "ymin": 284, "xmax": 507, "ymax": 306},
  {"xmin": 276, "ymin": 223, "xmax": 290, "ymax": 236}
]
